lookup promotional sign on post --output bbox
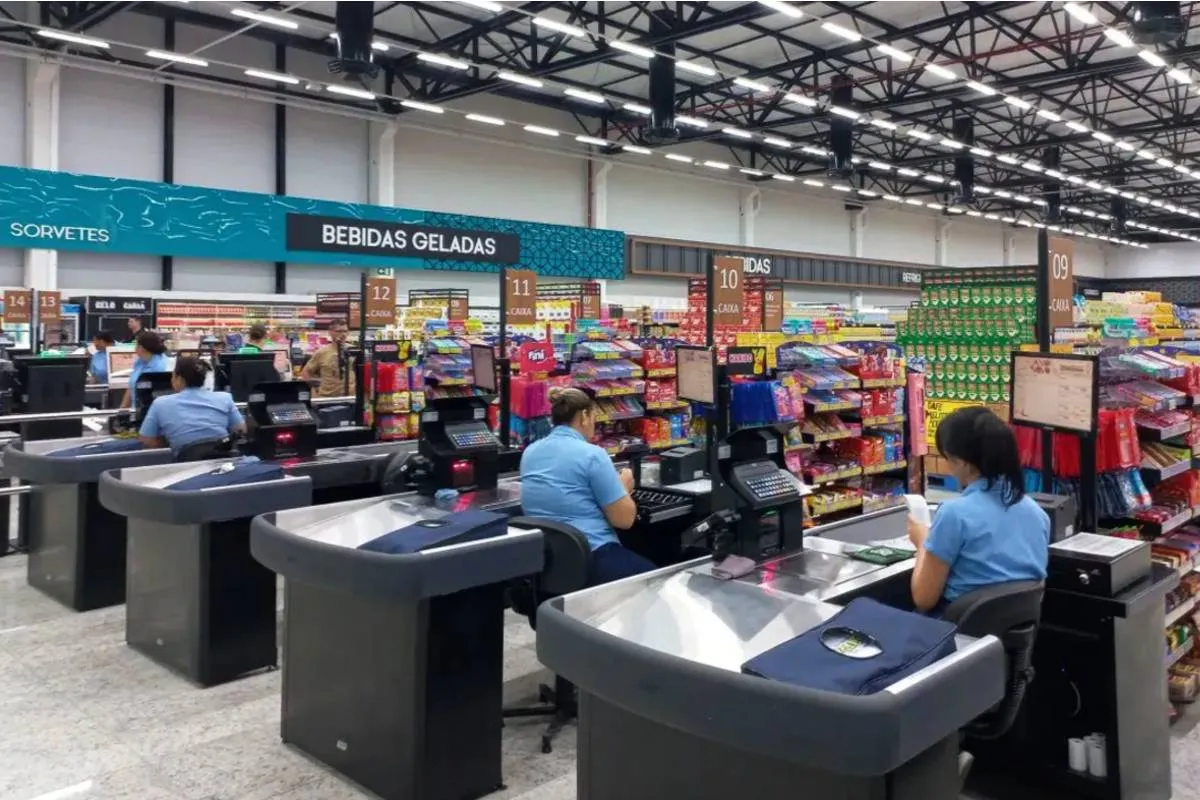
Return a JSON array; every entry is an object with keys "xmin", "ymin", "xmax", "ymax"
[
  {"xmin": 725, "ymin": 346, "xmax": 766, "ymax": 376},
  {"xmin": 1047, "ymin": 237, "xmax": 1075, "ymax": 333},
  {"xmin": 448, "ymin": 296, "xmax": 469, "ymax": 321},
  {"xmin": 764, "ymin": 285, "xmax": 783, "ymax": 332},
  {"xmin": 580, "ymin": 291, "xmax": 600, "ymax": 320},
  {"xmin": 38, "ymin": 291, "xmax": 62, "ymax": 322},
  {"xmin": 505, "ymin": 269, "xmax": 538, "ymax": 326},
  {"xmin": 713, "ymin": 256, "xmax": 744, "ymax": 326},
  {"xmin": 517, "ymin": 341, "xmax": 555, "ymax": 375},
  {"xmin": 3, "ymin": 289, "xmax": 32, "ymax": 323},
  {"xmin": 364, "ymin": 276, "xmax": 396, "ymax": 325}
]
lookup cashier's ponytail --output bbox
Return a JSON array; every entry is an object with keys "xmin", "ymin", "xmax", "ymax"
[{"xmin": 934, "ymin": 406, "xmax": 1026, "ymax": 506}]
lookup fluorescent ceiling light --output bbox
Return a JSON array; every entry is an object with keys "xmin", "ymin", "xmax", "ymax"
[
  {"xmin": 328, "ymin": 85, "xmax": 377, "ymax": 100},
  {"xmin": 533, "ymin": 17, "xmax": 587, "ymax": 37},
  {"xmin": 418, "ymin": 52, "xmax": 471, "ymax": 70},
  {"xmin": 785, "ymin": 92, "xmax": 818, "ymax": 107},
  {"xmin": 926, "ymin": 202, "xmax": 943, "ymax": 210},
  {"xmin": 821, "ymin": 22, "xmax": 862, "ymax": 42},
  {"xmin": 1156, "ymin": 157, "xmax": 1174, "ymax": 167},
  {"xmin": 675, "ymin": 115, "xmax": 709, "ymax": 128},
  {"xmin": 884, "ymin": 194, "xmax": 903, "ymax": 202},
  {"xmin": 875, "ymin": 44, "xmax": 913, "ymax": 62},
  {"xmin": 758, "ymin": 0, "xmax": 804, "ymax": 19},
  {"xmin": 948, "ymin": 207, "xmax": 966, "ymax": 214},
  {"xmin": 576, "ymin": 136, "xmax": 610, "ymax": 147},
  {"xmin": 146, "ymin": 50, "xmax": 208, "ymax": 67},
  {"xmin": 703, "ymin": 160, "xmax": 731, "ymax": 170},
  {"xmin": 1015, "ymin": 194, "xmax": 1033, "ymax": 203},
  {"xmin": 897, "ymin": 167, "xmax": 920, "ymax": 177},
  {"xmin": 829, "ymin": 105, "xmax": 860, "ymax": 120},
  {"xmin": 970, "ymin": 147, "xmax": 994, "ymax": 158},
  {"xmin": 803, "ymin": 179, "xmax": 825, "ymax": 187},
  {"xmin": 1119, "ymin": 191, "xmax": 1135, "ymax": 199},
  {"xmin": 1103, "ymin": 28, "xmax": 1134, "ymax": 47},
  {"xmin": 1175, "ymin": 164, "xmax": 1194, "ymax": 174},
  {"xmin": 36, "ymin": 29, "xmax": 110, "ymax": 47},
  {"xmin": 1085, "ymin": 180, "xmax": 1103, "ymax": 190},
  {"xmin": 523, "ymin": 125, "xmax": 559, "ymax": 137},
  {"xmin": 763, "ymin": 136, "xmax": 792, "ymax": 148},
  {"xmin": 923, "ymin": 174, "xmax": 946, "ymax": 183},
  {"xmin": 399, "ymin": 98, "xmax": 446, "ymax": 112},
  {"xmin": 907, "ymin": 129, "xmax": 934, "ymax": 141},
  {"xmin": 1004, "ymin": 95, "xmax": 1032, "ymax": 110},
  {"xmin": 623, "ymin": 103, "xmax": 652, "ymax": 115},
  {"xmin": 831, "ymin": 184, "xmax": 852, "ymax": 192},
  {"xmin": 497, "ymin": 71, "xmax": 543, "ymax": 88},
  {"xmin": 465, "ymin": 113, "xmax": 505, "ymax": 126},
  {"xmin": 994, "ymin": 190, "xmax": 1013, "ymax": 198},
  {"xmin": 1064, "ymin": 120, "xmax": 1090, "ymax": 132},
  {"xmin": 997, "ymin": 155, "xmax": 1019, "ymax": 165},
  {"xmin": 940, "ymin": 138, "xmax": 965, "ymax": 149},
  {"xmin": 1114, "ymin": 140, "xmax": 1135, "ymax": 151},
  {"xmin": 869, "ymin": 118, "xmax": 898, "ymax": 130},
  {"xmin": 772, "ymin": 174, "xmax": 796, "ymax": 182},
  {"xmin": 984, "ymin": 213, "xmax": 1000, "ymax": 220},
  {"xmin": 564, "ymin": 87, "xmax": 606, "ymax": 103},
  {"xmin": 740, "ymin": 168, "xmax": 765, "ymax": 176},
  {"xmin": 868, "ymin": 161, "xmax": 893, "ymax": 171},
  {"xmin": 457, "ymin": 0, "xmax": 504, "ymax": 11},
  {"xmin": 676, "ymin": 60, "xmax": 716, "ymax": 77},
  {"xmin": 244, "ymin": 69, "xmax": 300, "ymax": 84},
  {"xmin": 801, "ymin": 145, "xmax": 828, "ymax": 156},
  {"xmin": 1168, "ymin": 68, "xmax": 1192, "ymax": 84},
  {"xmin": 1139, "ymin": 50, "xmax": 1167, "ymax": 67},
  {"xmin": 1137, "ymin": 149, "xmax": 1156, "ymax": 159},
  {"xmin": 723, "ymin": 127, "xmax": 754, "ymax": 139},
  {"xmin": 1092, "ymin": 131, "xmax": 1114, "ymax": 143},
  {"xmin": 858, "ymin": 189, "xmax": 879, "ymax": 197},
  {"xmin": 371, "ymin": 42, "xmax": 391, "ymax": 52},
  {"xmin": 1063, "ymin": 3, "xmax": 1099, "ymax": 25},
  {"xmin": 923, "ymin": 63, "xmax": 959, "ymax": 81},
  {"xmin": 1135, "ymin": 194, "xmax": 1151, "ymax": 202},
  {"xmin": 733, "ymin": 76, "xmax": 772, "ymax": 92},
  {"xmin": 1035, "ymin": 108, "xmax": 1062, "ymax": 122},
  {"xmin": 230, "ymin": 8, "xmax": 299, "ymax": 29},
  {"xmin": 665, "ymin": 153, "xmax": 693, "ymax": 163},
  {"xmin": 1023, "ymin": 161, "xmax": 1044, "ymax": 171},
  {"xmin": 967, "ymin": 210, "xmax": 983, "ymax": 217},
  {"xmin": 976, "ymin": 186, "xmax": 993, "ymax": 194},
  {"xmin": 1067, "ymin": 175, "xmax": 1085, "ymax": 184},
  {"xmin": 1002, "ymin": 216, "xmax": 1017, "ymax": 223},
  {"xmin": 1103, "ymin": 186, "xmax": 1120, "ymax": 194},
  {"xmin": 966, "ymin": 81, "xmax": 997, "ymax": 96},
  {"xmin": 609, "ymin": 40, "xmax": 656, "ymax": 59},
  {"xmin": 902, "ymin": 199, "xmax": 922, "ymax": 207}
]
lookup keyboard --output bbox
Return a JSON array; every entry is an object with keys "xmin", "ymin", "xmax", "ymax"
[{"xmin": 632, "ymin": 488, "xmax": 694, "ymax": 524}]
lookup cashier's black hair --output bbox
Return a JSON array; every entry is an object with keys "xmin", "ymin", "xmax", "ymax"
[
  {"xmin": 247, "ymin": 324, "xmax": 267, "ymax": 343},
  {"xmin": 173, "ymin": 356, "xmax": 210, "ymax": 389},
  {"xmin": 548, "ymin": 386, "xmax": 596, "ymax": 426},
  {"xmin": 93, "ymin": 330, "xmax": 115, "ymax": 345},
  {"xmin": 135, "ymin": 330, "xmax": 166, "ymax": 356},
  {"xmin": 935, "ymin": 406, "xmax": 1026, "ymax": 506}
]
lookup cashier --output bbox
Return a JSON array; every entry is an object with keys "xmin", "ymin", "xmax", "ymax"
[
  {"xmin": 89, "ymin": 330, "xmax": 114, "ymax": 384},
  {"xmin": 301, "ymin": 319, "xmax": 353, "ymax": 398},
  {"xmin": 120, "ymin": 331, "xmax": 171, "ymax": 410},
  {"xmin": 139, "ymin": 356, "xmax": 245, "ymax": 454},
  {"xmin": 907, "ymin": 407, "xmax": 1050, "ymax": 614},
  {"xmin": 239, "ymin": 324, "xmax": 268, "ymax": 353},
  {"xmin": 520, "ymin": 387, "xmax": 654, "ymax": 586}
]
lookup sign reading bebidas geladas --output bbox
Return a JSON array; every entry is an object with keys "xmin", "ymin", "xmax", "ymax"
[{"xmin": 286, "ymin": 213, "xmax": 520, "ymax": 265}]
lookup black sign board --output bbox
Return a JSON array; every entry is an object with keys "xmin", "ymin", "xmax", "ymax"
[
  {"xmin": 286, "ymin": 213, "xmax": 521, "ymax": 265},
  {"xmin": 725, "ymin": 346, "xmax": 766, "ymax": 377},
  {"xmin": 370, "ymin": 340, "xmax": 410, "ymax": 363},
  {"xmin": 81, "ymin": 295, "xmax": 152, "ymax": 314}
]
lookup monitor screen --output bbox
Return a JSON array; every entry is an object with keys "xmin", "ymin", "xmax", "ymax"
[
  {"xmin": 107, "ymin": 351, "xmax": 137, "ymax": 379},
  {"xmin": 676, "ymin": 346, "xmax": 716, "ymax": 405},
  {"xmin": 471, "ymin": 344, "xmax": 497, "ymax": 393},
  {"xmin": 1010, "ymin": 352, "xmax": 1097, "ymax": 434}
]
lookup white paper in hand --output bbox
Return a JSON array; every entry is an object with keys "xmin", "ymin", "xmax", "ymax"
[{"xmin": 905, "ymin": 494, "xmax": 931, "ymax": 527}]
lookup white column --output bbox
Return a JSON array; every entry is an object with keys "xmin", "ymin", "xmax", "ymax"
[
  {"xmin": 590, "ymin": 160, "xmax": 613, "ymax": 229},
  {"xmin": 848, "ymin": 206, "xmax": 867, "ymax": 257},
  {"xmin": 934, "ymin": 218, "xmax": 952, "ymax": 266},
  {"xmin": 368, "ymin": 121, "xmax": 397, "ymax": 206},
  {"xmin": 23, "ymin": 60, "xmax": 61, "ymax": 290},
  {"xmin": 850, "ymin": 290, "xmax": 864, "ymax": 311},
  {"xmin": 1001, "ymin": 229, "xmax": 1016, "ymax": 266},
  {"xmin": 738, "ymin": 187, "xmax": 761, "ymax": 246}
]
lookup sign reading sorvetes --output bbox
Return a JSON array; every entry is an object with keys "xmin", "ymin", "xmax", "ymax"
[{"xmin": 285, "ymin": 213, "xmax": 521, "ymax": 265}]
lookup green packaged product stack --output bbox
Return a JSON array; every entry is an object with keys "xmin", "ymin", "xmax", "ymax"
[{"xmin": 897, "ymin": 266, "xmax": 1038, "ymax": 403}]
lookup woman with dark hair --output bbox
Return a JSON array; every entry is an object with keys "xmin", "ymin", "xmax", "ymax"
[
  {"xmin": 520, "ymin": 386, "xmax": 654, "ymax": 586},
  {"xmin": 907, "ymin": 406, "xmax": 1050, "ymax": 613},
  {"xmin": 120, "ymin": 330, "xmax": 170, "ymax": 410},
  {"xmin": 138, "ymin": 356, "xmax": 244, "ymax": 455}
]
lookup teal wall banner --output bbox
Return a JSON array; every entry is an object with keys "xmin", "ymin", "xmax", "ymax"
[{"xmin": 0, "ymin": 166, "xmax": 624, "ymax": 280}]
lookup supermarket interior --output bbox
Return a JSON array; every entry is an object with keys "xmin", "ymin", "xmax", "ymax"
[{"xmin": 7, "ymin": 1, "xmax": 1200, "ymax": 800}]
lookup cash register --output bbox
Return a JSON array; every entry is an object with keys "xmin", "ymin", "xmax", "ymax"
[
  {"xmin": 714, "ymin": 427, "xmax": 806, "ymax": 559},
  {"xmin": 243, "ymin": 381, "xmax": 319, "ymax": 460},
  {"xmin": 414, "ymin": 345, "xmax": 502, "ymax": 494}
]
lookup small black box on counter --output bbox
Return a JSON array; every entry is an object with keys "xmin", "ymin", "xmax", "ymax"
[
  {"xmin": 1030, "ymin": 492, "xmax": 1078, "ymax": 543},
  {"xmin": 659, "ymin": 446, "xmax": 707, "ymax": 486},
  {"xmin": 1047, "ymin": 533, "xmax": 1152, "ymax": 598}
]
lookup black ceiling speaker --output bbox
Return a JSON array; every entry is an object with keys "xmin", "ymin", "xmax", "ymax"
[
  {"xmin": 329, "ymin": 2, "xmax": 379, "ymax": 80},
  {"xmin": 827, "ymin": 76, "xmax": 854, "ymax": 177},
  {"xmin": 952, "ymin": 116, "xmax": 975, "ymax": 204},
  {"xmin": 1130, "ymin": 2, "xmax": 1186, "ymax": 46},
  {"xmin": 642, "ymin": 8, "xmax": 678, "ymax": 145}
]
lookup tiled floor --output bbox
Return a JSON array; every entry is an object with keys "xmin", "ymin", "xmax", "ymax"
[{"xmin": 0, "ymin": 553, "xmax": 575, "ymax": 800}]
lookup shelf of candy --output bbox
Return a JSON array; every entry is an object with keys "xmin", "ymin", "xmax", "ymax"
[
  {"xmin": 155, "ymin": 301, "xmax": 318, "ymax": 334},
  {"xmin": 364, "ymin": 362, "xmax": 424, "ymax": 442},
  {"xmin": 800, "ymin": 451, "xmax": 863, "ymax": 486},
  {"xmin": 802, "ymin": 414, "xmax": 862, "ymax": 443},
  {"xmin": 1142, "ymin": 441, "xmax": 1195, "ymax": 486},
  {"xmin": 861, "ymin": 478, "xmax": 907, "ymax": 513},
  {"xmin": 854, "ymin": 388, "xmax": 907, "ymax": 428},
  {"xmin": 804, "ymin": 487, "xmax": 864, "ymax": 521},
  {"xmin": 1136, "ymin": 408, "xmax": 1194, "ymax": 442},
  {"xmin": 804, "ymin": 389, "xmax": 862, "ymax": 413},
  {"xmin": 1167, "ymin": 623, "xmax": 1197, "ymax": 670},
  {"xmin": 728, "ymin": 378, "xmax": 803, "ymax": 431},
  {"xmin": 851, "ymin": 347, "xmax": 907, "ymax": 389},
  {"xmin": 634, "ymin": 414, "xmax": 693, "ymax": 451},
  {"xmin": 832, "ymin": 433, "xmax": 907, "ymax": 477},
  {"xmin": 1103, "ymin": 380, "xmax": 1188, "ymax": 412}
]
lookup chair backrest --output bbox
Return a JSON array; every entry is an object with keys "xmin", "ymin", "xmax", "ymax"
[
  {"xmin": 510, "ymin": 516, "xmax": 591, "ymax": 598},
  {"xmin": 173, "ymin": 437, "xmax": 233, "ymax": 463},
  {"xmin": 942, "ymin": 580, "xmax": 1044, "ymax": 741}
]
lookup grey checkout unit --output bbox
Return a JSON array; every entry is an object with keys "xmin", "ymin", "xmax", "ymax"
[
  {"xmin": 6, "ymin": 371, "xmax": 176, "ymax": 610},
  {"xmin": 98, "ymin": 381, "xmax": 413, "ymax": 687}
]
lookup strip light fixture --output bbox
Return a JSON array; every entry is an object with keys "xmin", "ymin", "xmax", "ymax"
[
  {"xmin": 244, "ymin": 69, "xmax": 300, "ymax": 85},
  {"xmin": 146, "ymin": 50, "xmax": 208, "ymax": 67},
  {"xmin": 230, "ymin": 8, "xmax": 299, "ymax": 30},
  {"xmin": 36, "ymin": 29, "xmax": 110, "ymax": 47}
]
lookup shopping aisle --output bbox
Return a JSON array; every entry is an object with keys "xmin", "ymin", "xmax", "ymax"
[{"xmin": 0, "ymin": 554, "xmax": 575, "ymax": 800}]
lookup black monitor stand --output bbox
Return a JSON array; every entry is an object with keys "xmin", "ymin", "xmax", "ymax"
[
  {"xmin": 417, "ymin": 395, "xmax": 501, "ymax": 494},
  {"xmin": 215, "ymin": 352, "xmax": 278, "ymax": 403},
  {"xmin": 714, "ymin": 427, "xmax": 806, "ymax": 560},
  {"xmin": 244, "ymin": 381, "xmax": 319, "ymax": 460},
  {"xmin": 132, "ymin": 371, "xmax": 175, "ymax": 430},
  {"xmin": 13, "ymin": 355, "xmax": 90, "ymax": 441}
]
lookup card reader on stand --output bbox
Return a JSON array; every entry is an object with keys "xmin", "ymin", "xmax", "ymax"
[
  {"xmin": 417, "ymin": 395, "xmax": 500, "ymax": 494},
  {"xmin": 714, "ymin": 427, "xmax": 806, "ymax": 561},
  {"xmin": 243, "ymin": 381, "xmax": 319, "ymax": 460}
]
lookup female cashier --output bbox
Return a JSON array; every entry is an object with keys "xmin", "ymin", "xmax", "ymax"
[
  {"xmin": 520, "ymin": 387, "xmax": 656, "ymax": 586},
  {"xmin": 907, "ymin": 406, "xmax": 1050, "ymax": 614},
  {"xmin": 139, "ymin": 357, "xmax": 245, "ymax": 456},
  {"xmin": 120, "ymin": 331, "xmax": 170, "ymax": 410}
]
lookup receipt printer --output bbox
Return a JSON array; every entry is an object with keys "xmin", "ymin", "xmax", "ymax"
[
  {"xmin": 1031, "ymin": 492, "xmax": 1078, "ymax": 543},
  {"xmin": 660, "ymin": 446, "xmax": 706, "ymax": 486}
]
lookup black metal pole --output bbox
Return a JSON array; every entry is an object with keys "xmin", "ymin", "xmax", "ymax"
[
  {"xmin": 498, "ymin": 266, "xmax": 511, "ymax": 447},
  {"xmin": 354, "ymin": 277, "xmax": 367, "ymax": 428},
  {"xmin": 1035, "ymin": 228, "xmax": 1054, "ymax": 491},
  {"xmin": 273, "ymin": 43, "xmax": 287, "ymax": 294},
  {"xmin": 160, "ymin": 18, "xmax": 175, "ymax": 291},
  {"xmin": 705, "ymin": 257, "xmax": 715, "ymax": 348},
  {"xmin": 1080, "ymin": 434, "xmax": 1097, "ymax": 531}
]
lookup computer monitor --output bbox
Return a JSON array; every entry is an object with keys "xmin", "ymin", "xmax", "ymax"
[
  {"xmin": 107, "ymin": 350, "xmax": 137, "ymax": 380},
  {"xmin": 675, "ymin": 346, "xmax": 716, "ymax": 405},
  {"xmin": 470, "ymin": 344, "xmax": 497, "ymax": 393},
  {"xmin": 215, "ymin": 351, "xmax": 279, "ymax": 402},
  {"xmin": 133, "ymin": 371, "xmax": 175, "ymax": 427}
]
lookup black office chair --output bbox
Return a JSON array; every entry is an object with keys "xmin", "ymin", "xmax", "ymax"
[
  {"xmin": 942, "ymin": 580, "xmax": 1044, "ymax": 782},
  {"xmin": 503, "ymin": 516, "xmax": 592, "ymax": 754},
  {"xmin": 173, "ymin": 437, "xmax": 234, "ymax": 462}
]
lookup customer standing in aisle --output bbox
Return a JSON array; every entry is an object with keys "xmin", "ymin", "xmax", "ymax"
[
  {"xmin": 301, "ymin": 319, "xmax": 354, "ymax": 398},
  {"xmin": 88, "ymin": 330, "xmax": 114, "ymax": 384},
  {"xmin": 126, "ymin": 316, "xmax": 143, "ymax": 343},
  {"xmin": 906, "ymin": 406, "xmax": 1050, "ymax": 614},
  {"xmin": 520, "ymin": 387, "xmax": 653, "ymax": 586},
  {"xmin": 139, "ymin": 356, "xmax": 245, "ymax": 456},
  {"xmin": 239, "ymin": 324, "xmax": 268, "ymax": 353},
  {"xmin": 119, "ymin": 330, "xmax": 170, "ymax": 411}
]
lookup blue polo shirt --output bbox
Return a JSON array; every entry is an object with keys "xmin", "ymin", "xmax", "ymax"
[
  {"xmin": 128, "ymin": 353, "xmax": 170, "ymax": 409},
  {"xmin": 519, "ymin": 426, "xmax": 627, "ymax": 552},
  {"xmin": 926, "ymin": 479, "xmax": 1050, "ymax": 602},
  {"xmin": 89, "ymin": 351, "xmax": 108, "ymax": 383},
  {"xmin": 139, "ymin": 387, "xmax": 243, "ymax": 456}
]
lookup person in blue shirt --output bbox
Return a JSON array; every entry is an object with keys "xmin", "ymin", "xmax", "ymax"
[
  {"xmin": 907, "ymin": 406, "xmax": 1050, "ymax": 613},
  {"xmin": 121, "ymin": 331, "xmax": 171, "ymax": 410},
  {"xmin": 139, "ymin": 356, "xmax": 245, "ymax": 455},
  {"xmin": 520, "ymin": 387, "xmax": 654, "ymax": 586},
  {"xmin": 88, "ymin": 330, "xmax": 114, "ymax": 384}
]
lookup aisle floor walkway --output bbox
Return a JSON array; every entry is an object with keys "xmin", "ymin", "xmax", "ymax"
[{"xmin": 3, "ymin": 550, "xmax": 1200, "ymax": 800}]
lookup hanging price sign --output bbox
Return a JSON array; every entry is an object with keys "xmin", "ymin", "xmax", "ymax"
[
  {"xmin": 364, "ymin": 276, "xmax": 397, "ymax": 325},
  {"xmin": 39, "ymin": 291, "xmax": 62, "ymax": 322},
  {"xmin": 505, "ymin": 269, "xmax": 538, "ymax": 326},
  {"xmin": 1047, "ymin": 237, "xmax": 1075, "ymax": 333},
  {"xmin": 3, "ymin": 290, "xmax": 31, "ymax": 323},
  {"xmin": 713, "ymin": 256, "xmax": 744, "ymax": 325},
  {"xmin": 764, "ymin": 287, "xmax": 783, "ymax": 332}
]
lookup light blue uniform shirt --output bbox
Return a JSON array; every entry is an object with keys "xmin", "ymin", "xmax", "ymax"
[
  {"xmin": 128, "ymin": 353, "xmax": 170, "ymax": 409},
  {"xmin": 519, "ymin": 426, "xmax": 627, "ymax": 552},
  {"xmin": 139, "ymin": 387, "xmax": 243, "ymax": 456},
  {"xmin": 926, "ymin": 478, "xmax": 1050, "ymax": 602},
  {"xmin": 89, "ymin": 351, "xmax": 108, "ymax": 384}
]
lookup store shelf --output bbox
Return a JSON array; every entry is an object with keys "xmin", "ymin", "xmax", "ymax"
[
  {"xmin": 645, "ymin": 399, "xmax": 690, "ymax": 411},
  {"xmin": 801, "ymin": 427, "xmax": 862, "ymax": 444},
  {"xmin": 863, "ymin": 459, "xmax": 908, "ymax": 476},
  {"xmin": 645, "ymin": 367, "xmax": 677, "ymax": 378},
  {"xmin": 1167, "ymin": 596, "xmax": 1198, "ymax": 628},
  {"xmin": 807, "ymin": 467, "xmax": 864, "ymax": 486},
  {"xmin": 1141, "ymin": 459, "xmax": 1193, "ymax": 486},
  {"xmin": 1134, "ymin": 508, "xmax": 1195, "ymax": 538},
  {"xmin": 861, "ymin": 377, "xmax": 907, "ymax": 389},
  {"xmin": 1168, "ymin": 640, "xmax": 1194, "ymax": 669},
  {"xmin": 863, "ymin": 497, "xmax": 907, "ymax": 515},
  {"xmin": 594, "ymin": 410, "xmax": 645, "ymax": 423},
  {"xmin": 859, "ymin": 413, "xmax": 907, "ymax": 427},
  {"xmin": 809, "ymin": 495, "xmax": 864, "ymax": 517},
  {"xmin": 1138, "ymin": 421, "xmax": 1193, "ymax": 442},
  {"xmin": 806, "ymin": 399, "xmax": 861, "ymax": 413}
]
